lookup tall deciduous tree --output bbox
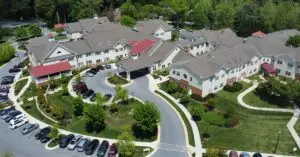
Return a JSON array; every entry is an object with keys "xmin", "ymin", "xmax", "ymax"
[
  {"xmin": 192, "ymin": 0, "xmax": 212, "ymax": 28},
  {"xmin": 133, "ymin": 101, "xmax": 160, "ymax": 136},
  {"xmin": 120, "ymin": 15, "xmax": 136, "ymax": 28},
  {"xmin": 84, "ymin": 104, "xmax": 107, "ymax": 132},
  {"xmin": 120, "ymin": 0, "xmax": 137, "ymax": 18},
  {"xmin": 72, "ymin": 97, "xmax": 83, "ymax": 116},
  {"xmin": 117, "ymin": 132, "xmax": 135, "ymax": 157},
  {"xmin": 164, "ymin": 0, "xmax": 189, "ymax": 28},
  {"xmin": 212, "ymin": 2, "xmax": 235, "ymax": 29}
]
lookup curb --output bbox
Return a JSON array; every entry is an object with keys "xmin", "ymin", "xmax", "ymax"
[
  {"xmin": 104, "ymin": 77, "xmax": 133, "ymax": 88},
  {"xmin": 45, "ymin": 139, "xmax": 59, "ymax": 150}
]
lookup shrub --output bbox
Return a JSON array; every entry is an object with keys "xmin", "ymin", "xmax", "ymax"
[
  {"xmin": 191, "ymin": 93, "xmax": 215, "ymax": 102},
  {"xmin": 120, "ymin": 15, "xmax": 136, "ymax": 28},
  {"xmin": 205, "ymin": 98, "xmax": 216, "ymax": 111},
  {"xmin": 203, "ymin": 112, "xmax": 226, "ymax": 126},
  {"xmin": 160, "ymin": 81, "xmax": 179, "ymax": 94},
  {"xmin": 110, "ymin": 103, "xmax": 119, "ymax": 114},
  {"xmin": 286, "ymin": 35, "xmax": 300, "ymax": 47},
  {"xmin": 190, "ymin": 104, "xmax": 204, "ymax": 121},
  {"xmin": 223, "ymin": 82, "xmax": 243, "ymax": 92},
  {"xmin": 202, "ymin": 132, "xmax": 210, "ymax": 139},
  {"xmin": 225, "ymin": 116, "xmax": 240, "ymax": 128},
  {"xmin": 179, "ymin": 94, "xmax": 190, "ymax": 106}
]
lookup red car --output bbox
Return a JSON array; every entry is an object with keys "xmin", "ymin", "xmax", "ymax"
[
  {"xmin": 229, "ymin": 151, "xmax": 238, "ymax": 157},
  {"xmin": 108, "ymin": 143, "xmax": 118, "ymax": 157}
]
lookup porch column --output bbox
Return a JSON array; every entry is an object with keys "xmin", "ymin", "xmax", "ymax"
[{"xmin": 126, "ymin": 71, "xmax": 131, "ymax": 80}]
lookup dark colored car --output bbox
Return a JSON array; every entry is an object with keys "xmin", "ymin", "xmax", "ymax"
[
  {"xmin": 85, "ymin": 139, "xmax": 100, "ymax": 155},
  {"xmin": 0, "ymin": 106, "xmax": 14, "ymax": 116},
  {"xmin": 59, "ymin": 134, "xmax": 75, "ymax": 148},
  {"xmin": 90, "ymin": 93, "xmax": 96, "ymax": 102},
  {"xmin": 2, "ymin": 76, "xmax": 14, "ymax": 80},
  {"xmin": 253, "ymin": 153, "xmax": 262, "ymax": 157},
  {"xmin": 82, "ymin": 89, "xmax": 94, "ymax": 98},
  {"xmin": 4, "ymin": 110, "xmax": 21, "ymax": 122},
  {"xmin": 74, "ymin": 83, "xmax": 88, "ymax": 93},
  {"xmin": 22, "ymin": 123, "xmax": 39, "ymax": 135},
  {"xmin": 0, "ymin": 87, "xmax": 9, "ymax": 93},
  {"xmin": 35, "ymin": 126, "xmax": 51, "ymax": 140},
  {"xmin": 1, "ymin": 79, "xmax": 14, "ymax": 85},
  {"xmin": 90, "ymin": 68, "xmax": 99, "ymax": 72},
  {"xmin": 104, "ymin": 94, "xmax": 112, "ymax": 101},
  {"xmin": 87, "ymin": 69, "xmax": 98, "ymax": 75},
  {"xmin": 77, "ymin": 138, "xmax": 91, "ymax": 152},
  {"xmin": 229, "ymin": 151, "xmax": 238, "ymax": 157},
  {"xmin": 14, "ymin": 63, "xmax": 24, "ymax": 69},
  {"xmin": 97, "ymin": 140, "xmax": 109, "ymax": 157},
  {"xmin": 105, "ymin": 64, "xmax": 111, "ymax": 69},
  {"xmin": 97, "ymin": 65, "xmax": 105, "ymax": 70},
  {"xmin": 40, "ymin": 133, "xmax": 51, "ymax": 143},
  {"xmin": 107, "ymin": 143, "xmax": 118, "ymax": 157},
  {"xmin": 9, "ymin": 68, "xmax": 21, "ymax": 73}
]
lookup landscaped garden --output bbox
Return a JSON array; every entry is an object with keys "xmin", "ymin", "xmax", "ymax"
[
  {"xmin": 107, "ymin": 74, "xmax": 129, "ymax": 85},
  {"xmin": 54, "ymin": 34, "xmax": 67, "ymax": 41},
  {"xmin": 14, "ymin": 78, "xmax": 28, "ymax": 95},
  {"xmin": 159, "ymin": 80, "xmax": 300, "ymax": 155},
  {"xmin": 152, "ymin": 69, "xmax": 169, "ymax": 79}
]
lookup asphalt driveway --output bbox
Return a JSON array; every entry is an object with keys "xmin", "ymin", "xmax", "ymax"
[
  {"xmin": 85, "ymin": 70, "xmax": 189, "ymax": 157},
  {"xmin": 0, "ymin": 51, "xmax": 27, "ymax": 79}
]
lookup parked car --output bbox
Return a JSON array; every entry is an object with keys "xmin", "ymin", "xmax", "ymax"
[
  {"xmin": 97, "ymin": 65, "xmax": 105, "ymax": 70},
  {"xmin": 2, "ymin": 76, "xmax": 14, "ymax": 80},
  {"xmin": 84, "ymin": 72, "xmax": 95, "ymax": 77},
  {"xmin": 229, "ymin": 151, "xmax": 238, "ymax": 157},
  {"xmin": 107, "ymin": 143, "xmax": 118, "ymax": 157},
  {"xmin": 1, "ymin": 109, "xmax": 17, "ymax": 120},
  {"xmin": 239, "ymin": 152, "xmax": 250, "ymax": 157},
  {"xmin": 67, "ymin": 135, "xmax": 82, "ymax": 150},
  {"xmin": 74, "ymin": 83, "xmax": 88, "ymax": 93},
  {"xmin": 9, "ymin": 118, "xmax": 28, "ymax": 130},
  {"xmin": 82, "ymin": 89, "xmax": 94, "ymax": 98},
  {"xmin": 97, "ymin": 140, "xmax": 109, "ymax": 157},
  {"xmin": 0, "ymin": 106, "xmax": 14, "ymax": 116},
  {"xmin": 0, "ymin": 87, "xmax": 9, "ymax": 93},
  {"xmin": 0, "ymin": 98, "xmax": 9, "ymax": 104},
  {"xmin": 14, "ymin": 63, "xmax": 24, "ymax": 69},
  {"xmin": 3, "ymin": 110, "xmax": 21, "ymax": 121},
  {"xmin": 253, "ymin": 153, "xmax": 262, "ymax": 157},
  {"xmin": 7, "ymin": 113, "xmax": 25, "ymax": 123},
  {"xmin": 105, "ymin": 64, "xmax": 111, "ymax": 69},
  {"xmin": 90, "ymin": 93, "xmax": 96, "ymax": 102},
  {"xmin": 59, "ymin": 134, "xmax": 75, "ymax": 148},
  {"xmin": 77, "ymin": 138, "xmax": 91, "ymax": 152},
  {"xmin": 90, "ymin": 68, "xmax": 99, "ymax": 73},
  {"xmin": 40, "ymin": 133, "xmax": 51, "ymax": 143},
  {"xmin": 22, "ymin": 123, "xmax": 39, "ymax": 135},
  {"xmin": 104, "ymin": 94, "xmax": 112, "ymax": 101},
  {"xmin": 35, "ymin": 127, "xmax": 51, "ymax": 140},
  {"xmin": 9, "ymin": 68, "xmax": 21, "ymax": 73},
  {"xmin": 85, "ymin": 139, "xmax": 100, "ymax": 155},
  {"xmin": 1, "ymin": 79, "xmax": 14, "ymax": 85}
]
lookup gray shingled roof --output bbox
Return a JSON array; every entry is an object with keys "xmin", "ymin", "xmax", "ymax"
[
  {"xmin": 118, "ymin": 55, "xmax": 161, "ymax": 71},
  {"xmin": 67, "ymin": 17, "xmax": 110, "ymax": 33},
  {"xmin": 62, "ymin": 40, "xmax": 91, "ymax": 54},
  {"xmin": 151, "ymin": 41, "xmax": 178, "ymax": 60},
  {"xmin": 66, "ymin": 22, "xmax": 82, "ymax": 33},
  {"xmin": 136, "ymin": 19, "xmax": 173, "ymax": 35}
]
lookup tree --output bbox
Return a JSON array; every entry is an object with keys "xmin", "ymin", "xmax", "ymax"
[
  {"xmin": 2, "ymin": 152, "xmax": 15, "ymax": 157},
  {"xmin": 164, "ymin": 0, "xmax": 189, "ymax": 28},
  {"xmin": 160, "ymin": 81, "xmax": 178, "ymax": 94},
  {"xmin": 234, "ymin": 3, "xmax": 265, "ymax": 37},
  {"xmin": 75, "ymin": 75, "xmax": 82, "ymax": 83},
  {"xmin": 0, "ymin": 43, "xmax": 16, "ymax": 65},
  {"xmin": 260, "ymin": 0, "xmax": 277, "ymax": 32},
  {"xmin": 190, "ymin": 104, "xmax": 204, "ymax": 121},
  {"xmin": 95, "ymin": 93, "xmax": 105, "ymax": 105},
  {"xmin": 286, "ymin": 35, "xmax": 300, "ymax": 47},
  {"xmin": 28, "ymin": 24, "xmax": 42, "ymax": 37},
  {"xmin": 72, "ymin": 97, "xmax": 83, "ymax": 116},
  {"xmin": 120, "ymin": 0, "xmax": 137, "ymax": 18},
  {"xmin": 133, "ymin": 101, "xmax": 160, "ymax": 136},
  {"xmin": 15, "ymin": 27, "xmax": 28, "ymax": 39},
  {"xmin": 179, "ymin": 94, "xmax": 190, "ymax": 106},
  {"xmin": 117, "ymin": 132, "xmax": 135, "ymax": 157},
  {"xmin": 48, "ymin": 126, "xmax": 59, "ymax": 139},
  {"xmin": 120, "ymin": 15, "xmax": 136, "ymax": 28},
  {"xmin": 84, "ymin": 104, "xmax": 107, "ymax": 132},
  {"xmin": 192, "ymin": 0, "xmax": 212, "ymax": 28},
  {"xmin": 171, "ymin": 31, "xmax": 179, "ymax": 41},
  {"xmin": 114, "ymin": 85, "xmax": 129, "ymax": 103},
  {"xmin": 212, "ymin": 2, "xmax": 235, "ymax": 29}
]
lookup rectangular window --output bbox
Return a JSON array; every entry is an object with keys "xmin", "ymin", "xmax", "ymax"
[
  {"xmin": 176, "ymin": 72, "xmax": 180, "ymax": 76},
  {"xmin": 285, "ymin": 71, "xmax": 291, "ymax": 76},
  {"xmin": 77, "ymin": 62, "xmax": 83, "ymax": 67},
  {"xmin": 190, "ymin": 77, "xmax": 192, "ymax": 81},
  {"xmin": 277, "ymin": 60, "xmax": 282, "ymax": 64},
  {"xmin": 115, "ymin": 49, "xmax": 118, "ymax": 52},
  {"xmin": 153, "ymin": 66, "xmax": 156, "ymax": 71},
  {"xmin": 191, "ymin": 46, "xmax": 193, "ymax": 50},
  {"xmin": 276, "ymin": 68, "xmax": 281, "ymax": 73},
  {"xmin": 68, "ymin": 57, "xmax": 74, "ymax": 61},
  {"xmin": 86, "ymin": 60, "xmax": 92, "ymax": 65},
  {"xmin": 95, "ymin": 52, "xmax": 101, "ymax": 55},
  {"xmin": 104, "ymin": 50, "xmax": 109, "ymax": 54},
  {"xmin": 76, "ymin": 55, "xmax": 82, "ymax": 59},
  {"xmin": 96, "ymin": 59, "xmax": 102, "ymax": 63},
  {"xmin": 86, "ymin": 53, "xmax": 91, "ymax": 57},
  {"xmin": 288, "ymin": 63, "xmax": 293, "ymax": 67},
  {"xmin": 105, "ymin": 57, "xmax": 109, "ymax": 61}
]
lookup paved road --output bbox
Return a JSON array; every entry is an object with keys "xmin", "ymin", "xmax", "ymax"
[
  {"xmin": 85, "ymin": 70, "xmax": 189, "ymax": 157},
  {"xmin": 0, "ymin": 51, "xmax": 27, "ymax": 79},
  {"xmin": 0, "ymin": 119, "xmax": 90, "ymax": 157}
]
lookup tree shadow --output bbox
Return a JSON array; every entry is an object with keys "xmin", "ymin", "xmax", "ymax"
[{"xmin": 132, "ymin": 124, "xmax": 157, "ymax": 140}]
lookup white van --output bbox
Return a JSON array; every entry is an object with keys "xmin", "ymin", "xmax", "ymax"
[
  {"xmin": 9, "ymin": 114, "xmax": 26, "ymax": 123},
  {"xmin": 9, "ymin": 118, "xmax": 28, "ymax": 130}
]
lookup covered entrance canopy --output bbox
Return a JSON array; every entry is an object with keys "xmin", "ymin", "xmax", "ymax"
[
  {"xmin": 261, "ymin": 62, "xmax": 276, "ymax": 75},
  {"xmin": 118, "ymin": 55, "xmax": 160, "ymax": 80}
]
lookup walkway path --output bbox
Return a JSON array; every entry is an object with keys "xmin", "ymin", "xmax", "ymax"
[
  {"xmin": 287, "ymin": 109, "xmax": 300, "ymax": 148},
  {"xmin": 237, "ymin": 81, "xmax": 294, "ymax": 113}
]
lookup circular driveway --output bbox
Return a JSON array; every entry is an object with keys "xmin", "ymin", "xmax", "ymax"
[{"xmin": 84, "ymin": 69, "xmax": 189, "ymax": 157}]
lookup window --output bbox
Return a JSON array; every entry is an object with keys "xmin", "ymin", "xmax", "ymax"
[
  {"xmin": 285, "ymin": 71, "xmax": 291, "ymax": 76},
  {"xmin": 214, "ymin": 85, "xmax": 218, "ymax": 90},
  {"xmin": 120, "ymin": 48, "xmax": 123, "ymax": 51},
  {"xmin": 297, "ymin": 65, "xmax": 300, "ymax": 68},
  {"xmin": 77, "ymin": 62, "xmax": 83, "ymax": 67},
  {"xmin": 105, "ymin": 57, "xmax": 109, "ymax": 61},
  {"xmin": 191, "ymin": 46, "xmax": 193, "ymax": 50},
  {"xmin": 277, "ymin": 60, "xmax": 282, "ymax": 64},
  {"xmin": 173, "ymin": 70, "xmax": 176, "ymax": 74},
  {"xmin": 190, "ymin": 77, "xmax": 192, "ymax": 81},
  {"xmin": 96, "ymin": 59, "xmax": 102, "ymax": 63},
  {"xmin": 288, "ymin": 63, "xmax": 293, "ymax": 67},
  {"xmin": 162, "ymin": 65, "xmax": 165, "ymax": 68},
  {"xmin": 76, "ymin": 55, "xmax": 82, "ymax": 59},
  {"xmin": 57, "ymin": 51, "xmax": 61, "ymax": 54},
  {"xmin": 197, "ymin": 45, "xmax": 199, "ymax": 48},
  {"xmin": 115, "ymin": 49, "xmax": 118, "ymax": 52},
  {"xmin": 153, "ymin": 66, "xmax": 156, "ymax": 71},
  {"xmin": 104, "ymin": 50, "xmax": 109, "ymax": 54},
  {"xmin": 276, "ymin": 68, "xmax": 281, "ymax": 73},
  {"xmin": 196, "ymin": 52, "xmax": 199, "ymax": 56},
  {"xmin": 95, "ymin": 52, "xmax": 101, "ymax": 55},
  {"xmin": 176, "ymin": 72, "xmax": 180, "ymax": 76},
  {"xmin": 183, "ymin": 74, "xmax": 187, "ymax": 79},
  {"xmin": 107, "ymin": 41, "xmax": 110, "ymax": 45},
  {"xmin": 86, "ymin": 53, "xmax": 91, "ymax": 57},
  {"xmin": 86, "ymin": 60, "xmax": 92, "ymax": 65},
  {"xmin": 220, "ymin": 83, "xmax": 224, "ymax": 87},
  {"xmin": 68, "ymin": 57, "xmax": 74, "ymax": 61}
]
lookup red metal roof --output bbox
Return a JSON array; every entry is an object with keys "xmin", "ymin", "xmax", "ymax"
[
  {"xmin": 30, "ymin": 62, "xmax": 72, "ymax": 77},
  {"xmin": 262, "ymin": 62, "xmax": 276, "ymax": 74},
  {"xmin": 252, "ymin": 31, "xmax": 266, "ymax": 38},
  {"xmin": 130, "ymin": 38, "xmax": 155, "ymax": 55}
]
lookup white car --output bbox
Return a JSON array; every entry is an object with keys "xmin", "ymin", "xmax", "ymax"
[
  {"xmin": 9, "ymin": 118, "xmax": 28, "ymax": 130},
  {"xmin": 68, "ymin": 135, "xmax": 83, "ymax": 150},
  {"xmin": 9, "ymin": 114, "xmax": 26, "ymax": 123}
]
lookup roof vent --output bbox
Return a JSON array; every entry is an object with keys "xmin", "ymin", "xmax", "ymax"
[
  {"xmin": 98, "ymin": 42, "xmax": 102, "ymax": 47},
  {"xmin": 107, "ymin": 41, "xmax": 110, "ymax": 45}
]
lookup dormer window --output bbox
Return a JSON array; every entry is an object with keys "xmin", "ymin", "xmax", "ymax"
[
  {"xmin": 98, "ymin": 43, "xmax": 102, "ymax": 47},
  {"xmin": 57, "ymin": 51, "xmax": 61, "ymax": 54}
]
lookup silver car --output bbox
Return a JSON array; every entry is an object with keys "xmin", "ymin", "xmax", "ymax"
[
  {"xmin": 76, "ymin": 138, "xmax": 90, "ymax": 152},
  {"xmin": 68, "ymin": 135, "xmax": 82, "ymax": 150},
  {"xmin": 22, "ymin": 123, "xmax": 39, "ymax": 135}
]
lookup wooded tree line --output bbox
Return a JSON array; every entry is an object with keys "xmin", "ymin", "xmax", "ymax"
[{"xmin": 0, "ymin": 0, "xmax": 299, "ymax": 37}]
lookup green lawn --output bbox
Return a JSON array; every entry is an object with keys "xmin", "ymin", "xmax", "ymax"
[
  {"xmin": 248, "ymin": 74, "xmax": 263, "ymax": 82},
  {"xmin": 54, "ymin": 34, "xmax": 67, "ymax": 41},
  {"xmin": 195, "ymin": 82, "xmax": 299, "ymax": 155},
  {"xmin": 295, "ymin": 121, "xmax": 300, "ymax": 135},
  {"xmin": 22, "ymin": 82, "xmax": 37, "ymax": 99},
  {"xmin": 108, "ymin": 75, "xmax": 129, "ymax": 85},
  {"xmin": 21, "ymin": 100, "xmax": 55, "ymax": 125},
  {"xmin": 243, "ymin": 90, "xmax": 292, "ymax": 109},
  {"xmin": 14, "ymin": 78, "xmax": 28, "ymax": 95},
  {"xmin": 21, "ymin": 69, "xmax": 30, "ymax": 78},
  {"xmin": 131, "ymin": 147, "xmax": 153, "ymax": 157},
  {"xmin": 155, "ymin": 90, "xmax": 195, "ymax": 146}
]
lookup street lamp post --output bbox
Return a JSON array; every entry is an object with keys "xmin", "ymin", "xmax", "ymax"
[{"xmin": 274, "ymin": 131, "xmax": 282, "ymax": 153}]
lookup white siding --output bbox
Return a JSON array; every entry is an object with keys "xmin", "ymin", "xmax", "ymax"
[
  {"xmin": 154, "ymin": 27, "xmax": 171, "ymax": 41},
  {"xmin": 273, "ymin": 58, "xmax": 296, "ymax": 79},
  {"xmin": 48, "ymin": 46, "xmax": 72, "ymax": 59},
  {"xmin": 160, "ymin": 47, "xmax": 181, "ymax": 68}
]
